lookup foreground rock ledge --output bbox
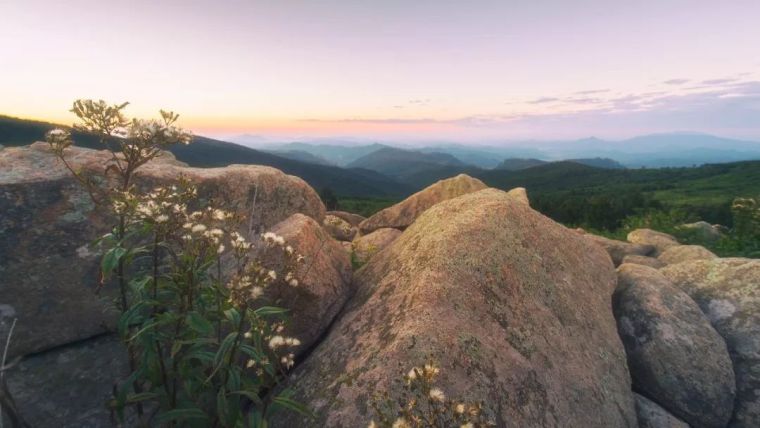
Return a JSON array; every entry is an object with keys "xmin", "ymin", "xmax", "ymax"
[
  {"xmin": 276, "ymin": 188, "xmax": 636, "ymax": 427},
  {"xmin": 0, "ymin": 143, "xmax": 326, "ymax": 358}
]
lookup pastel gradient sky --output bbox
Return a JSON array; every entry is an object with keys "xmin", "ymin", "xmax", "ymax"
[{"xmin": 2, "ymin": 0, "xmax": 760, "ymax": 142}]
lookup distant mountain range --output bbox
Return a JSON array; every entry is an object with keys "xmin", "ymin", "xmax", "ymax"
[
  {"xmin": 4, "ymin": 114, "xmax": 760, "ymax": 200},
  {"xmin": 238, "ymin": 133, "xmax": 760, "ymax": 169}
]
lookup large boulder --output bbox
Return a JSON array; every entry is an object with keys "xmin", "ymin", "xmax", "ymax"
[
  {"xmin": 358, "ymin": 174, "xmax": 487, "ymax": 233},
  {"xmin": 634, "ymin": 393, "xmax": 689, "ymax": 428},
  {"xmin": 622, "ymin": 255, "xmax": 665, "ymax": 269},
  {"xmin": 506, "ymin": 186, "xmax": 530, "ymax": 205},
  {"xmin": 267, "ymin": 213, "xmax": 352, "ymax": 355},
  {"xmin": 679, "ymin": 221, "xmax": 724, "ymax": 242},
  {"xmin": 4, "ymin": 334, "xmax": 130, "ymax": 428},
  {"xmin": 0, "ymin": 143, "xmax": 325, "ymax": 358},
  {"xmin": 322, "ymin": 214, "xmax": 356, "ymax": 241},
  {"xmin": 661, "ymin": 258, "xmax": 760, "ymax": 428},
  {"xmin": 658, "ymin": 245, "xmax": 717, "ymax": 265},
  {"xmin": 326, "ymin": 210, "xmax": 365, "ymax": 227},
  {"xmin": 614, "ymin": 263, "xmax": 735, "ymax": 428},
  {"xmin": 585, "ymin": 234, "xmax": 656, "ymax": 266},
  {"xmin": 277, "ymin": 188, "xmax": 636, "ymax": 427},
  {"xmin": 627, "ymin": 229, "xmax": 679, "ymax": 256},
  {"xmin": 351, "ymin": 227, "xmax": 402, "ymax": 265}
]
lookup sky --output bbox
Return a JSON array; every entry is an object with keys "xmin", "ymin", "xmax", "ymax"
[{"xmin": 1, "ymin": 0, "xmax": 760, "ymax": 143}]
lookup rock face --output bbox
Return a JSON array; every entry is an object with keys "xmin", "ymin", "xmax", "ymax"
[
  {"xmin": 358, "ymin": 174, "xmax": 487, "ymax": 233},
  {"xmin": 634, "ymin": 393, "xmax": 689, "ymax": 428},
  {"xmin": 506, "ymin": 186, "xmax": 530, "ymax": 205},
  {"xmin": 622, "ymin": 255, "xmax": 666, "ymax": 269},
  {"xmin": 268, "ymin": 214, "xmax": 352, "ymax": 355},
  {"xmin": 613, "ymin": 264, "xmax": 735, "ymax": 428},
  {"xmin": 5, "ymin": 334, "xmax": 130, "ymax": 428},
  {"xmin": 679, "ymin": 221, "xmax": 724, "ymax": 242},
  {"xmin": 322, "ymin": 214, "xmax": 356, "ymax": 241},
  {"xmin": 326, "ymin": 210, "xmax": 365, "ymax": 227},
  {"xmin": 661, "ymin": 258, "xmax": 760, "ymax": 428},
  {"xmin": 351, "ymin": 227, "xmax": 402, "ymax": 265},
  {"xmin": 0, "ymin": 143, "xmax": 326, "ymax": 358},
  {"xmin": 658, "ymin": 245, "xmax": 717, "ymax": 265},
  {"xmin": 277, "ymin": 188, "xmax": 636, "ymax": 427},
  {"xmin": 627, "ymin": 229, "xmax": 679, "ymax": 256},
  {"xmin": 585, "ymin": 234, "xmax": 656, "ymax": 266}
]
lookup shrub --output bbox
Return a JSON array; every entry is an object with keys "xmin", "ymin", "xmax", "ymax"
[
  {"xmin": 46, "ymin": 100, "xmax": 311, "ymax": 426},
  {"xmin": 370, "ymin": 361, "xmax": 493, "ymax": 428}
]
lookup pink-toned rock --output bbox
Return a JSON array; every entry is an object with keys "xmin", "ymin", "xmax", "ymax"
[
  {"xmin": 622, "ymin": 254, "xmax": 665, "ymax": 269},
  {"xmin": 322, "ymin": 214, "xmax": 356, "ymax": 241},
  {"xmin": 358, "ymin": 174, "xmax": 488, "ymax": 233},
  {"xmin": 627, "ymin": 229, "xmax": 679, "ymax": 256},
  {"xmin": 585, "ymin": 234, "xmax": 656, "ymax": 266},
  {"xmin": 614, "ymin": 264, "xmax": 735, "ymax": 428},
  {"xmin": 658, "ymin": 244, "xmax": 717, "ymax": 265},
  {"xmin": 326, "ymin": 210, "xmax": 365, "ymax": 227},
  {"xmin": 267, "ymin": 214, "xmax": 352, "ymax": 355},
  {"xmin": 0, "ymin": 143, "xmax": 325, "ymax": 358},
  {"xmin": 661, "ymin": 258, "xmax": 760, "ymax": 428},
  {"xmin": 351, "ymin": 227, "xmax": 402, "ymax": 264},
  {"xmin": 277, "ymin": 188, "xmax": 636, "ymax": 427}
]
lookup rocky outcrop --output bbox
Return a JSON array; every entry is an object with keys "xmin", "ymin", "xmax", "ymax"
[
  {"xmin": 622, "ymin": 255, "xmax": 666, "ymax": 269},
  {"xmin": 614, "ymin": 264, "xmax": 735, "ymax": 428},
  {"xmin": 634, "ymin": 393, "xmax": 689, "ymax": 428},
  {"xmin": 658, "ymin": 245, "xmax": 717, "ymax": 265},
  {"xmin": 0, "ymin": 143, "xmax": 326, "ymax": 358},
  {"xmin": 585, "ymin": 234, "xmax": 656, "ymax": 266},
  {"xmin": 358, "ymin": 174, "xmax": 487, "ymax": 233},
  {"xmin": 351, "ymin": 227, "xmax": 402, "ymax": 265},
  {"xmin": 506, "ymin": 186, "xmax": 530, "ymax": 205},
  {"xmin": 277, "ymin": 188, "xmax": 636, "ymax": 427},
  {"xmin": 5, "ymin": 334, "xmax": 130, "ymax": 428},
  {"xmin": 268, "ymin": 214, "xmax": 352, "ymax": 355},
  {"xmin": 627, "ymin": 229, "xmax": 679, "ymax": 256},
  {"xmin": 326, "ymin": 210, "xmax": 365, "ymax": 227},
  {"xmin": 661, "ymin": 258, "xmax": 760, "ymax": 428},
  {"xmin": 679, "ymin": 221, "xmax": 724, "ymax": 242},
  {"xmin": 322, "ymin": 214, "xmax": 356, "ymax": 241}
]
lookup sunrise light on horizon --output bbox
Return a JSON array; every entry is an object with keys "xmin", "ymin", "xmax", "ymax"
[{"xmin": 2, "ymin": 0, "xmax": 760, "ymax": 142}]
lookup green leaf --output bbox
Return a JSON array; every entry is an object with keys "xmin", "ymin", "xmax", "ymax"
[
  {"xmin": 101, "ymin": 246, "xmax": 126, "ymax": 279},
  {"xmin": 224, "ymin": 308, "xmax": 240, "ymax": 325},
  {"xmin": 230, "ymin": 390, "xmax": 264, "ymax": 406},
  {"xmin": 154, "ymin": 408, "xmax": 208, "ymax": 424},
  {"xmin": 272, "ymin": 393, "xmax": 313, "ymax": 418},
  {"xmin": 126, "ymin": 392, "xmax": 158, "ymax": 403},
  {"xmin": 187, "ymin": 312, "xmax": 213, "ymax": 335},
  {"xmin": 254, "ymin": 306, "xmax": 289, "ymax": 317}
]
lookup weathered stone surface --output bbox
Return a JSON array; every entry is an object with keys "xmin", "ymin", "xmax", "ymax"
[
  {"xmin": 627, "ymin": 229, "xmax": 679, "ymax": 256},
  {"xmin": 614, "ymin": 263, "xmax": 735, "ymax": 428},
  {"xmin": 658, "ymin": 245, "xmax": 717, "ymax": 265},
  {"xmin": 634, "ymin": 393, "xmax": 689, "ymax": 428},
  {"xmin": 679, "ymin": 221, "xmax": 724, "ymax": 242},
  {"xmin": 622, "ymin": 255, "xmax": 666, "ymax": 269},
  {"xmin": 322, "ymin": 214, "xmax": 356, "ymax": 241},
  {"xmin": 277, "ymin": 188, "xmax": 636, "ymax": 427},
  {"xmin": 326, "ymin": 210, "xmax": 365, "ymax": 227},
  {"xmin": 4, "ymin": 334, "xmax": 130, "ymax": 428},
  {"xmin": 506, "ymin": 186, "xmax": 530, "ymax": 205},
  {"xmin": 351, "ymin": 227, "xmax": 402, "ymax": 265},
  {"xmin": 661, "ymin": 258, "xmax": 760, "ymax": 428},
  {"xmin": 358, "ymin": 174, "xmax": 487, "ymax": 233},
  {"xmin": 0, "ymin": 143, "xmax": 325, "ymax": 358},
  {"xmin": 586, "ymin": 234, "xmax": 656, "ymax": 266},
  {"xmin": 268, "ymin": 213, "xmax": 352, "ymax": 355}
]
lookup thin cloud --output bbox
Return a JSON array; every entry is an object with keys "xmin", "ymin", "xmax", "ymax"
[
  {"xmin": 664, "ymin": 78, "xmax": 689, "ymax": 85},
  {"xmin": 574, "ymin": 89, "xmax": 610, "ymax": 95},
  {"xmin": 529, "ymin": 97, "xmax": 559, "ymax": 104}
]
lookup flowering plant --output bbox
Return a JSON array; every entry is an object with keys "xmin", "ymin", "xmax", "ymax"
[{"xmin": 46, "ymin": 100, "xmax": 311, "ymax": 426}]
